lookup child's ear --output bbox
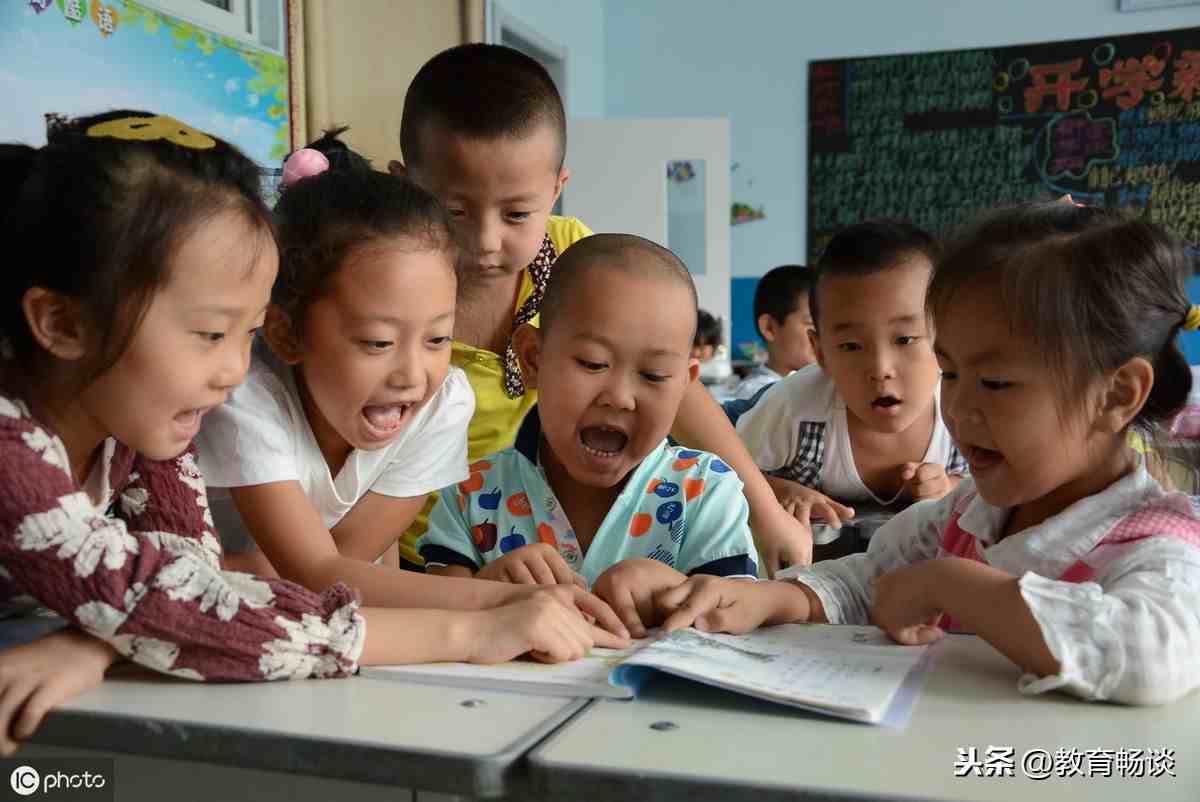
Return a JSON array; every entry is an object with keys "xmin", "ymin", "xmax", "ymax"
[
  {"xmin": 512, "ymin": 322, "xmax": 543, "ymax": 390},
  {"xmin": 263, "ymin": 305, "xmax": 304, "ymax": 365},
  {"xmin": 552, "ymin": 167, "xmax": 571, "ymax": 206},
  {"xmin": 22, "ymin": 287, "xmax": 88, "ymax": 361},
  {"xmin": 1096, "ymin": 356, "xmax": 1154, "ymax": 433},
  {"xmin": 757, "ymin": 313, "xmax": 777, "ymax": 344},
  {"xmin": 686, "ymin": 357, "xmax": 701, "ymax": 384},
  {"xmin": 387, "ymin": 160, "xmax": 406, "ymax": 177},
  {"xmin": 808, "ymin": 328, "xmax": 826, "ymax": 370}
]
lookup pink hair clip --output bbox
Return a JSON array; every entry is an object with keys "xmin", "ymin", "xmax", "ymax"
[{"xmin": 281, "ymin": 147, "xmax": 330, "ymax": 188}]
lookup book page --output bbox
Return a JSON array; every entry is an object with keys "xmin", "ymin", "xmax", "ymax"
[
  {"xmin": 618, "ymin": 624, "xmax": 928, "ymax": 721},
  {"xmin": 361, "ymin": 643, "xmax": 647, "ymax": 698}
]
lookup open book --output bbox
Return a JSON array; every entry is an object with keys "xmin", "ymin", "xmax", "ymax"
[{"xmin": 361, "ymin": 624, "xmax": 931, "ymax": 725}]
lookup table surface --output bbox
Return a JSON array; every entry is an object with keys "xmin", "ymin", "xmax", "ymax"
[
  {"xmin": 32, "ymin": 666, "xmax": 588, "ymax": 799},
  {"xmin": 527, "ymin": 634, "xmax": 1200, "ymax": 802}
]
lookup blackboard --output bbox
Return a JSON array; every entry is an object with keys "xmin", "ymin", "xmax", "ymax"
[{"xmin": 808, "ymin": 27, "xmax": 1200, "ymax": 262}]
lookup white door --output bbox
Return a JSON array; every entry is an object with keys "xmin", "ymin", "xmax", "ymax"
[{"xmin": 562, "ymin": 118, "xmax": 732, "ymax": 348}]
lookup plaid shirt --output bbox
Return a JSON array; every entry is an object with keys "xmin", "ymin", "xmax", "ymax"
[
  {"xmin": 735, "ymin": 367, "xmax": 968, "ymax": 503},
  {"xmin": 773, "ymin": 421, "xmax": 968, "ymax": 490}
]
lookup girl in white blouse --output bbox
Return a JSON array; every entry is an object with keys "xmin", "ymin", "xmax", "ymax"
[{"xmin": 654, "ymin": 200, "xmax": 1200, "ymax": 706}]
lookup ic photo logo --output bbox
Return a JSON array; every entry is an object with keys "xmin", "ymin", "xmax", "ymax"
[
  {"xmin": 8, "ymin": 762, "xmax": 109, "ymax": 796},
  {"xmin": 10, "ymin": 765, "xmax": 39, "ymax": 796}
]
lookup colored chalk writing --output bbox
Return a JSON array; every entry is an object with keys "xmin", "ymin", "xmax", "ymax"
[{"xmin": 809, "ymin": 27, "xmax": 1200, "ymax": 261}]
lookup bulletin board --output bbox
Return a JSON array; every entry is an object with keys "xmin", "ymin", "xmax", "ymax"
[
  {"xmin": 807, "ymin": 27, "xmax": 1200, "ymax": 262},
  {"xmin": 0, "ymin": 0, "xmax": 300, "ymax": 172}
]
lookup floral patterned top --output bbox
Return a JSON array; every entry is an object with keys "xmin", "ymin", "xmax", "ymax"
[{"xmin": 0, "ymin": 395, "xmax": 365, "ymax": 681}]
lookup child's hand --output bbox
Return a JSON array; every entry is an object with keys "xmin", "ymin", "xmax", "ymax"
[
  {"xmin": 900, "ymin": 462, "xmax": 954, "ymax": 502},
  {"xmin": 769, "ymin": 477, "xmax": 855, "ymax": 529},
  {"xmin": 0, "ymin": 629, "xmax": 119, "ymax": 755},
  {"xmin": 751, "ymin": 500, "xmax": 813, "ymax": 576},
  {"xmin": 464, "ymin": 593, "xmax": 606, "ymax": 664},
  {"xmin": 505, "ymin": 583, "xmax": 631, "ymax": 645},
  {"xmin": 870, "ymin": 561, "xmax": 947, "ymax": 645},
  {"xmin": 654, "ymin": 576, "xmax": 812, "ymax": 634},
  {"xmin": 591, "ymin": 559, "xmax": 687, "ymax": 637},
  {"xmin": 476, "ymin": 543, "xmax": 587, "ymax": 588}
]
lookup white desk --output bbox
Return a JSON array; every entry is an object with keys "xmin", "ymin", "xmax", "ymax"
[
  {"xmin": 527, "ymin": 634, "xmax": 1200, "ymax": 802},
  {"xmin": 26, "ymin": 667, "xmax": 588, "ymax": 801}
]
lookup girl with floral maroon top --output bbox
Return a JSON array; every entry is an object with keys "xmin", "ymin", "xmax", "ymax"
[{"xmin": 0, "ymin": 110, "xmax": 626, "ymax": 754}]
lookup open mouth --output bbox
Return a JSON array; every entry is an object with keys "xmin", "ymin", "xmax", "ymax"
[
  {"xmin": 579, "ymin": 425, "xmax": 629, "ymax": 458},
  {"xmin": 962, "ymin": 443, "xmax": 1004, "ymax": 471},
  {"xmin": 362, "ymin": 403, "xmax": 413, "ymax": 437},
  {"xmin": 871, "ymin": 395, "xmax": 902, "ymax": 410},
  {"xmin": 173, "ymin": 408, "xmax": 205, "ymax": 433}
]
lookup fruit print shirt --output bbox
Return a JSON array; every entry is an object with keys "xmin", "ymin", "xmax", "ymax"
[{"xmin": 419, "ymin": 407, "xmax": 757, "ymax": 586}]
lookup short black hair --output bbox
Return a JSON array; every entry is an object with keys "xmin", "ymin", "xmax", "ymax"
[
  {"xmin": 754, "ymin": 264, "xmax": 814, "ymax": 342},
  {"xmin": 694, "ymin": 310, "xmax": 722, "ymax": 349},
  {"xmin": 401, "ymin": 44, "xmax": 566, "ymax": 170},
  {"xmin": 810, "ymin": 219, "xmax": 939, "ymax": 332},
  {"xmin": 540, "ymin": 234, "xmax": 697, "ymax": 339},
  {"xmin": 274, "ymin": 127, "xmax": 455, "ymax": 329}
]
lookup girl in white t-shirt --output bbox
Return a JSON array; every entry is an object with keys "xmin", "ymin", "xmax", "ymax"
[{"xmin": 194, "ymin": 131, "xmax": 629, "ymax": 641}]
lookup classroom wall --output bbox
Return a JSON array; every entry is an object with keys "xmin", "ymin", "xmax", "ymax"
[
  {"xmin": 303, "ymin": 0, "xmax": 462, "ymax": 166},
  {"xmin": 602, "ymin": 0, "xmax": 1200, "ymax": 357},
  {"xmin": 492, "ymin": 0, "xmax": 606, "ymax": 118}
]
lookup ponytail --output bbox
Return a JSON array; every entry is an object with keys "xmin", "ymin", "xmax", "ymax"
[{"xmin": 1143, "ymin": 336, "xmax": 1193, "ymax": 427}]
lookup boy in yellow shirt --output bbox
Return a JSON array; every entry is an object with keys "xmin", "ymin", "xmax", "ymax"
[{"xmin": 391, "ymin": 44, "xmax": 810, "ymax": 575}]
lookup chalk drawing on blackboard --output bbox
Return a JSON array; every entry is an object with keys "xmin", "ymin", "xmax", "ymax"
[
  {"xmin": 1093, "ymin": 43, "xmax": 1117, "ymax": 67},
  {"xmin": 808, "ymin": 27, "xmax": 1200, "ymax": 263},
  {"xmin": 1040, "ymin": 112, "xmax": 1118, "ymax": 181}
]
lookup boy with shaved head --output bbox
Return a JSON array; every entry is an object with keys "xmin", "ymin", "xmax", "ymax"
[{"xmin": 419, "ymin": 235, "xmax": 757, "ymax": 637}]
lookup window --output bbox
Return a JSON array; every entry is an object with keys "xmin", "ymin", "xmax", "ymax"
[{"xmin": 142, "ymin": 0, "xmax": 283, "ymax": 53}]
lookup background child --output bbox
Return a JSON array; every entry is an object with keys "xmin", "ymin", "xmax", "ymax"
[
  {"xmin": 420, "ymin": 235, "xmax": 757, "ymax": 637},
  {"xmin": 0, "ymin": 110, "xmax": 626, "ymax": 751},
  {"xmin": 733, "ymin": 264, "xmax": 816, "ymax": 400},
  {"xmin": 692, "ymin": 310, "xmax": 723, "ymax": 362},
  {"xmin": 736, "ymin": 220, "xmax": 967, "ymax": 536},
  {"xmin": 658, "ymin": 202, "xmax": 1200, "ymax": 706},
  {"xmin": 394, "ymin": 43, "xmax": 811, "ymax": 574}
]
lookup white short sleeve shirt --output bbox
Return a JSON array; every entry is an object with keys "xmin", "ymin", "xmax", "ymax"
[
  {"xmin": 735, "ymin": 364, "xmax": 966, "ymax": 504},
  {"xmin": 195, "ymin": 354, "xmax": 474, "ymax": 547}
]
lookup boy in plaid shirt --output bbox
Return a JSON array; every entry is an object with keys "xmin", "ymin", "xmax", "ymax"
[{"xmin": 736, "ymin": 221, "xmax": 967, "ymax": 545}]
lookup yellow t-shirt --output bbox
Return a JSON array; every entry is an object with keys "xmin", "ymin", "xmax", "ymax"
[{"xmin": 400, "ymin": 216, "xmax": 593, "ymax": 564}]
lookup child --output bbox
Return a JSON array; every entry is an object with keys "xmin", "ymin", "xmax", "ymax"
[
  {"xmin": 692, "ymin": 310, "xmax": 723, "ymax": 362},
  {"xmin": 393, "ymin": 43, "xmax": 811, "ymax": 574},
  {"xmin": 196, "ymin": 127, "xmax": 475, "ymax": 576},
  {"xmin": 658, "ymin": 202, "xmax": 1200, "ymax": 706},
  {"xmin": 735, "ymin": 221, "xmax": 967, "ymax": 536},
  {"xmin": 733, "ymin": 264, "xmax": 816, "ymax": 401},
  {"xmin": 0, "ymin": 111, "xmax": 626, "ymax": 751},
  {"xmin": 193, "ymin": 128, "xmax": 629, "ymax": 629},
  {"xmin": 419, "ymin": 235, "xmax": 757, "ymax": 636}
]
